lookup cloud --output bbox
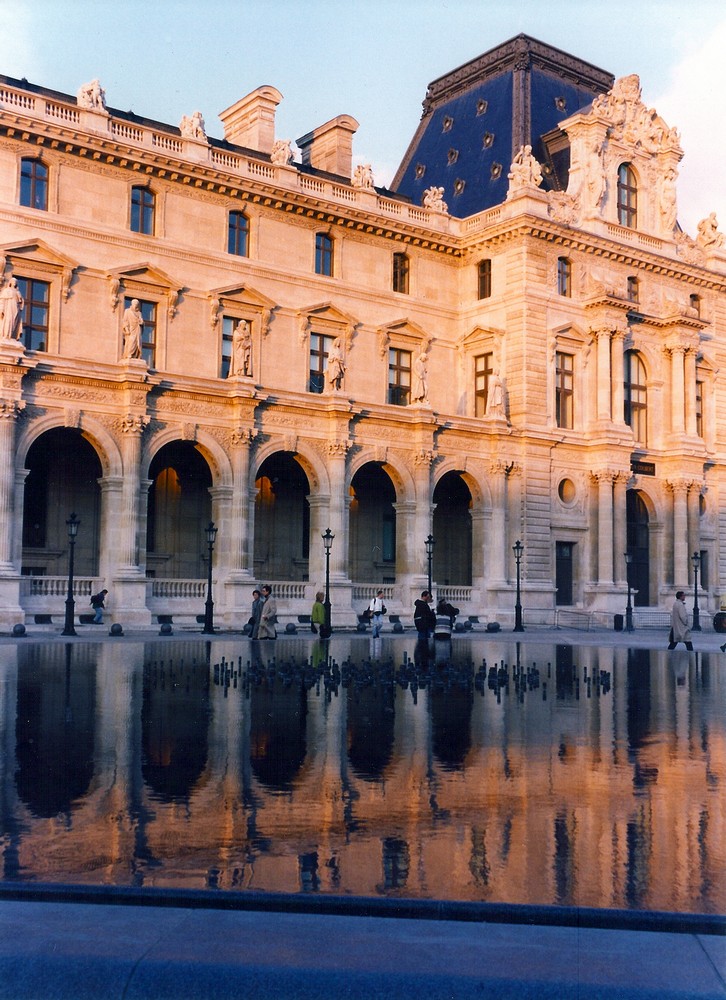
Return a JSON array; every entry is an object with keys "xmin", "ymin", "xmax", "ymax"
[{"xmin": 652, "ymin": 18, "xmax": 726, "ymax": 236}]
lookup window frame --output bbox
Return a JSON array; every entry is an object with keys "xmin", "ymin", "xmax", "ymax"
[
  {"xmin": 474, "ymin": 352, "xmax": 494, "ymax": 417},
  {"xmin": 557, "ymin": 257, "xmax": 572, "ymax": 297},
  {"xmin": 624, "ymin": 349, "xmax": 647, "ymax": 444},
  {"xmin": 130, "ymin": 185, "xmax": 155, "ymax": 235},
  {"xmin": 617, "ymin": 163, "xmax": 637, "ymax": 229},
  {"xmin": 388, "ymin": 346, "xmax": 412, "ymax": 406},
  {"xmin": 123, "ymin": 295, "xmax": 157, "ymax": 367},
  {"xmin": 20, "ymin": 157, "xmax": 48, "ymax": 211},
  {"xmin": 627, "ymin": 275, "xmax": 639, "ymax": 304},
  {"xmin": 392, "ymin": 252, "xmax": 410, "ymax": 294},
  {"xmin": 308, "ymin": 331, "xmax": 334, "ymax": 393},
  {"xmin": 15, "ymin": 276, "xmax": 50, "ymax": 351},
  {"xmin": 555, "ymin": 350, "xmax": 574, "ymax": 428},
  {"xmin": 477, "ymin": 258, "xmax": 492, "ymax": 300},
  {"xmin": 314, "ymin": 232, "xmax": 334, "ymax": 277},
  {"xmin": 227, "ymin": 210, "xmax": 249, "ymax": 257}
]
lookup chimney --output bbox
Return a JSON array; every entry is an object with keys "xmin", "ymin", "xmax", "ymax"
[
  {"xmin": 219, "ymin": 85, "xmax": 283, "ymax": 154},
  {"xmin": 296, "ymin": 114, "xmax": 360, "ymax": 178}
]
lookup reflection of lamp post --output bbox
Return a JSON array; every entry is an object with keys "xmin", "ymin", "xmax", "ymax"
[
  {"xmin": 61, "ymin": 513, "xmax": 80, "ymax": 637},
  {"xmin": 513, "ymin": 539, "xmax": 524, "ymax": 632},
  {"xmin": 202, "ymin": 521, "xmax": 218, "ymax": 634},
  {"xmin": 624, "ymin": 551, "xmax": 634, "ymax": 632},
  {"xmin": 691, "ymin": 550, "xmax": 702, "ymax": 631},
  {"xmin": 425, "ymin": 534, "xmax": 435, "ymax": 597},
  {"xmin": 321, "ymin": 528, "xmax": 334, "ymax": 639}
]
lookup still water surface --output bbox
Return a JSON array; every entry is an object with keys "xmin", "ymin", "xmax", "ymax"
[{"xmin": 1, "ymin": 636, "xmax": 723, "ymax": 914}]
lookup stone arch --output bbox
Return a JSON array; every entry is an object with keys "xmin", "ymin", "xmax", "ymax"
[
  {"xmin": 252, "ymin": 438, "xmax": 329, "ymax": 497},
  {"xmin": 17, "ymin": 411, "xmax": 122, "ymax": 479},
  {"xmin": 432, "ymin": 460, "xmax": 490, "ymax": 510},
  {"xmin": 142, "ymin": 425, "xmax": 232, "ymax": 487},
  {"xmin": 347, "ymin": 448, "xmax": 414, "ymax": 502}
]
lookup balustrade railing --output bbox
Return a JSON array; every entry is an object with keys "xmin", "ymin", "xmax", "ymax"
[{"xmin": 21, "ymin": 576, "xmax": 97, "ymax": 600}]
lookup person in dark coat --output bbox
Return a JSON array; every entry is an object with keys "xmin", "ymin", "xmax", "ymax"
[
  {"xmin": 436, "ymin": 597, "xmax": 459, "ymax": 627},
  {"xmin": 413, "ymin": 590, "xmax": 436, "ymax": 639}
]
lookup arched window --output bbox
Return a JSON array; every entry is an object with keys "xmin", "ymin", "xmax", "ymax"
[
  {"xmin": 624, "ymin": 350, "xmax": 647, "ymax": 444},
  {"xmin": 315, "ymin": 232, "xmax": 333, "ymax": 276},
  {"xmin": 20, "ymin": 158, "xmax": 48, "ymax": 210},
  {"xmin": 557, "ymin": 257, "xmax": 571, "ymax": 297},
  {"xmin": 228, "ymin": 211, "xmax": 249, "ymax": 256},
  {"xmin": 392, "ymin": 252, "xmax": 409, "ymax": 294},
  {"xmin": 617, "ymin": 163, "xmax": 637, "ymax": 229},
  {"xmin": 130, "ymin": 186, "xmax": 155, "ymax": 234}
]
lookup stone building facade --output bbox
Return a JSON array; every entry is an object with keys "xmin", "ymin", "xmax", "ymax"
[{"xmin": 0, "ymin": 35, "xmax": 724, "ymax": 629}]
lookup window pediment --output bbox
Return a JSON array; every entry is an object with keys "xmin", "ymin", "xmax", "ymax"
[
  {"xmin": 108, "ymin": 263, "xmax": 182, "ymax": 320},
  {"xmin": 378, "ymin": 318, "xmax": 431, "ymax": 358},
  {"xmin": 209, "ymin": 282, "xmax": 277, "ymax": 335},
  {"xmin": 1, "ymin": 238, "xmax": 78, "ymax": 300},
  {"xmin": 299, "ymin": 302, "xmax": 358, "ymax": 349}
]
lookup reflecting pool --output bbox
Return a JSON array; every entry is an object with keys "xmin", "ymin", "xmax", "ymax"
[{"xmin": 1, "ymin": 635, "xmax": 724, "ymax": 914}]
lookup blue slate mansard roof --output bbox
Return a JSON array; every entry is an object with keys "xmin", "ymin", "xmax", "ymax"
[{"xmin": 391, "ymin": 34, "xmax": 614, "ymax": 219}]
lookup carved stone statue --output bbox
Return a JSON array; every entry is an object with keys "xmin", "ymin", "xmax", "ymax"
[
  {"xmin": 696, "ymin": 213, "xmax": 724, "ymax": 250},
  {"xmin": 423, "ymin": 186, "xmax": 448, "ymax": 213},
  {"xmin": 77, "ymin": 79, "xmax": 106, "ymax": 111},
  {"xmin": 270, "ymin": 139, "xmax": 293, "ymax": 166},
  {"xmin": 180, "ymin": 111, "xmax": 206, "ymax": 140},
  {"xmin": 584, "ymin": 140, "xmax": 605, "ymax": 214},
  {"xmin": 508, "ymin": 144, "xmax": 543, "ymax": 190},
  {"xmin": 326, "ymin": 337, "xmax": 346, "ymax": 390},
  {"xmin": 0, "ymin": 277, "xmax": 24, "ymax": 340},
  {"xmin": 352, "ymin": 163, "xmax": 375, "ymax": 190},
  {"xmin": 231, "ymin": 319, "xmax": 252, "ymax": 376},
  {"xmin": 659, "ymin": 167, "xmax": 678, "ymax": 232},
  {"xmin": 411, "ymin": 352, "xmax": 429, "ymax": 403},
  {"xmin": 121, "ymin": 299, "xmax": 143, "ymax": 360},
  {"xmin": 485, "ymin": 372, "xmax": 505, "ymax": 418}
]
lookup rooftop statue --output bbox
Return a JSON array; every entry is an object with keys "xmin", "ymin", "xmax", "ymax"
[
  {"xmin": 271, "ymin": 139, "xmax": 294, "ymax": 166},
  {"xmin": 77, "ymin": 79, "xmax": 107, "ymax": 111},
  {"xmin": 352, "ymin": 163, "xmax": 375, "ymax": 190},
  {"xmin": 423, "ymin": 186, "xmax": 448, "ymax": 213},
  {"xmin": 508, "ymin": 144, "xmax": 543, "ymax": 191},
  {"xmin": 180, "ymin": 111, "xmax": 206, "ymax": 140},
  {"xmin": 696, "ymin": 213, "xmax": 724, "ymax": 250}
]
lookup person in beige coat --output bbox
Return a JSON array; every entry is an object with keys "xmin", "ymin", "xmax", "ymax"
[
  {"xmin": 667, "ymin": 591, "xmax": 693, "ymax": 650},
  {"xmin": 257, "ymin": 585, "xmax": 277, "ymax": 640}
]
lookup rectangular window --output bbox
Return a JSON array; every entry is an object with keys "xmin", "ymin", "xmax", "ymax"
[
  {"xmin": 20, "ymin": 159, "xmax": 48, "ymax": 211},
  {"xmin": 392, "ymin": 253, "xmax": 409, "ymax": 294},
  {"xmin": 221, "ymin": 316, "xmax": 234, "ymax": 378},
  {"xmin": 315, "ymin": 233, "xmax": 333, "ymax": 276},
  {"xmin": 555, "ymin": 351, "xmax": 574, "ymax": 428},
  {"xmin": 124, "ymin": 296, "xmax": 157, "ymax": 366},
  {"xmin": 130, "ymin": 186, "xmax": 155, "ymax": 235},
  {"xmin": 309, "ymin": 332, "xmax": 333, "ymax": 393},
  {"xmin": 627, "ymin": 276, "xmax": 639, "ymax": 304},
  {"xmin": 696, "ymin": 380, "xmax": 703, "ymax": 437},
  {"xmin": 388, "ymin": 347, "xmax": 411, "ymax": 406},
  {"xmin": 477, "ymin": 259, "xmax": 492, "ymax": 299},
  {"xmin": 15, "ymin": 277, "xmax": 49, "ymax": 351},
  {"xmin": 557, "ymin": 257, "xmax": 571, "ymax": 297},
  {"xmin": 228, "ymin": 211, "xmax": 249, "ymax": 256},
  {"xmin": 474, "ymin": 352, "xmax": 493, "ymax": 417}
]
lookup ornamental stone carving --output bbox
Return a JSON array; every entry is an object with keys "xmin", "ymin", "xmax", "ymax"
[
  {"xmin": 422, "ymin": 186, "xmax": 448, "ymax": 213},
  {"xmin": 352, "ymin": 163, "xmax": 375, "ymax": 190},
  {"xmin": 271, "ymin": 139, "xmax": 294, "ymax": 166},
  {"xmin": 77, "ymin": 79, "xmax": 107, "ymax": 111},
  {"xmin": 696, "ymin": 213, "xmax": 724, "ymax": 250},
  {"xmin": 179, "ymin": 111, "xmax": 207, "ymax": 141},
  {"xmin": 507, "ymin": 144, "xmax": 543, "ymax": 192},
  {"xmin": 591, "ymin": 75, "xmax": 680, "ymax": 153}
]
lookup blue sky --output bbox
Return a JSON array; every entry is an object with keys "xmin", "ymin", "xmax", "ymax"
[{"xmin": 2, "ymin": 0, "xmax": 725, "ymax": 234}]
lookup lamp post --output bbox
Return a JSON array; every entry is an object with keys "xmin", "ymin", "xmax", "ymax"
[
  {"xmin": 513, "ymin": 539, "xmax": 524, "ymax": 632},
  {"xmin": 61, "ymin": 513, "xmax": 80, "ymax": 636},
  {"xmin": 624, "ymin": 551, "xmax": 634, "ymax": 632},
  {"xmin": 425, "ymin": 534, "xmax": 435, "ymax": 597},
  {"xmin": 202, "ymin": 521, "xmax": 218, "ymax": 634},
  {"xmin": 321, "ymin": 528, "xmax": 334, "ymax": 639},
  {"xmin": 691, "ymin": 550, "xmax": 702, "ymax": 631}
]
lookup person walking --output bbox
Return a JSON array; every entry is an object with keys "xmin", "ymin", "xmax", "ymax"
[
  {"xmin": 257, "ymin": 585, "xmax": 278, "ymax": 640},
  {"xmin": 249, "ymin": 588, "xmax": 263, "ymax": 638},
  {"xmin": 667, "ymin": 591, "xmax": 693, "ymax": 650},
  {"xmin": 90, "ymin": 589, "xmax": 108, "ymax": 624},
  {"xmin": 368, "ymin": 589, "xmax": 386, "ymax": 638},
  {"xmin": 311, "ymin": 591, "xmax": 325, "ymax": 634},
  {"xmin": 414, "ymin": 590, "xmax": 436, "ymax": 639}
]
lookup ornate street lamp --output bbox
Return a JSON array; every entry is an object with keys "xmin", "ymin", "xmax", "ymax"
[
  {"xmin": 425, "ymin": 534, "xmax": 435, "ymax": 597},
  {"xmin": 202, "ymin": 521, "xmax": 218, "ymax": 634},
  {"xmin": 624, "ymin": 551, "xmax": 634, "ymax": 632},
  {"xmin": 321, "ymin": 528, "xmax": 334, "ymax": 639},
  {"xmin": 512, "ymin": 539, "xmax": 524, "ymax": 632},
  {"xmin": 61, "ymin": 513, "xmax": 80, "ymax": 637},
  {"xmin": 691, "ymin": 550, "xmax": 702, "ymax": 631}
]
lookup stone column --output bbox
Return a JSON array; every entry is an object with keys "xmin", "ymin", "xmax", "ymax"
[
  {"xmin": 595, "ymin": 327, "xmax": 612, "ymax": 422},
  {"xmin": 0, "ymin": 401, "xmax": 23, "ymax": 572},
  {"xmin": 613, "ymin": 472, "xmax": 629, "ymax": 585},
  {"xmin": 229, "ymin": 428, "xmax": 256, "ymax": 577},
  {"xmin": 118, "ymin": 415, "xmax": 148, "ymax": 573},
  {"xmin": 668, "ymin": 479, "xmax": 689, "ymax": 587},
  {"xmin": 593, "ymin": 470, "xmax": 614, "ymax": 584},
  {"xmin": 687, "ymin": 480, "xmax": 701, "ymax": 569},
  {"xmin": 488, "ymin": 460, "xmax": 509, "ymax": 584},
  {"xmin": 684, "ymin": 348, "xmax": 698, "ymax": 436},
  {"xmin": 307, "ymin": 495, "xmax": 328, "ymax": 590},
  {"xmin": 611, "ymin": 328, "xmax": 626, "ymax": 426},
  {"xmin": 326, "ymin": 441, "xmax": 350, "ymax": 581},
  {"xmin": 669, "ymin": 346, "xmax": 686, "ymax": 435}
]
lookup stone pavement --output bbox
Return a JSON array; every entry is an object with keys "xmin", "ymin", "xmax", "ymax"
[{"xmin": 1, "ymin": 625, "xmax": 724, "ymax": 999}]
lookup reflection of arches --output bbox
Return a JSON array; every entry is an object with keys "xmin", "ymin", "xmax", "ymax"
[
  {"xmin": 254, "ymin": 452, "xmax": 310, "ymax": 581},
  {"xmin": 146, "ymin": 442, "xmax": 213, "ymax": 578},
  {"xmin": 22, "ymin": 427, "xmax": 103, "ymax": 576},
  {"xmin": 142, "ymin": 659, "xmax": 210, "ymax": 800},
  {"xmin": 249, "ymin": 681, "xmax": 307, "ymax": 789},
  {"xmin": 430, "ymin": 686, "xmax": 472, "ymax": 770},
  {"xmin": 347, "ymin": 686, "xmax": 395, "ymax": 781},
  {"xmin": 627, "ymin": 490, "xmax": 650, "ymax": 605},
  {"xmin": 433, "ymin": 472, "xmax": 472, "ymax": 585},
  {"xmin": 349, "ymin": 463, "xmax": 397, "ymax": 583}
]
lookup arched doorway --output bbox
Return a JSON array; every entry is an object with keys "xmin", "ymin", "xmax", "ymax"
[
  {"xmin": 626, "ymin": 489, "xmax": 650, "ymax": 606},
  {"xmin": 349, "ymin": 464, "xmax": 397, "ymax": 583},
  {"xmin": 22, "ymin": 427, "xmax": 103, "ymax": 577},
  {"xmin": 146, "ymin": 442, "xmax": 213, "ymax": 578},
  {"xmin": 254, "ymin": 452, "xmax": 310, "ymax": 581},
  {"xmin": 432, "ymin": 472, "xmax": 472, "ymax": 586}
]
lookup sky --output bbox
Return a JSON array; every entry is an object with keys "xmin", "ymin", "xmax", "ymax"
[{"xmin": 1, "ymin": 0, "xmax": 725, "ymax": 235}]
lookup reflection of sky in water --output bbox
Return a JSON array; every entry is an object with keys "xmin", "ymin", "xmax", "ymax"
[{"xmin": 2, "ymin": 637, "xmax": 724, "ymax": 913}]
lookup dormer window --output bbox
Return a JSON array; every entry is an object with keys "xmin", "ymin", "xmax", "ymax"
[{"xmin": 617, "ymin": 163, "xmax": 637, "ymax": 229}]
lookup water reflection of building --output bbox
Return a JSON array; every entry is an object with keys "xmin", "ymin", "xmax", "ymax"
[{"xmin": 1, "ymin": 639, "xmax": 724, "ymax": 912}]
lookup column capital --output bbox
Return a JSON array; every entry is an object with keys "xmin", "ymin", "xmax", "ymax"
[
  {"xmin": 327, "ymin": 439, "xmax": 350, "ymax": 457},
  {"xmin": 121, "ymin": 414, "xmax": 149, "ymax": 436},
  {"xmin": 231, "ymin": 426, "xmax": 257, "ymax": 447},
  {"xmin": 0, "ymin": 400, "xmax": 24, "ymax": 420}
]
